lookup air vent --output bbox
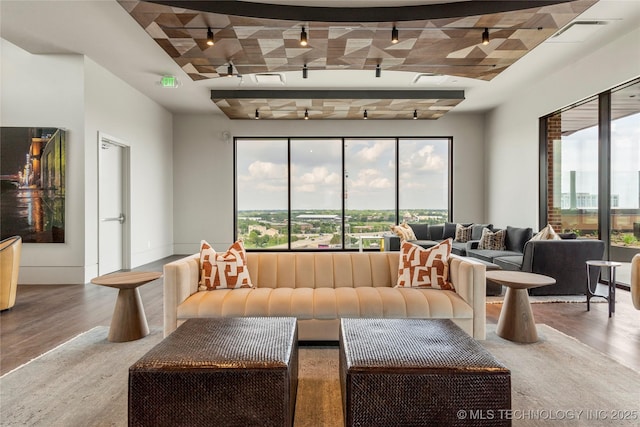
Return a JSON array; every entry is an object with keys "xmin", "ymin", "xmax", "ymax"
[
  {"xmin": 254, "ymin": 73, "xmax": 285, "ymax": 84},
  {"xmin": 549, "ymin": 21, "xmax": 607, "ymax": 43},
  {"xmin": 412, "ymin": 73, "xmax": 448, "ymax": 85}
]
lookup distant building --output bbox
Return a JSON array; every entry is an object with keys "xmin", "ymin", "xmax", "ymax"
[{"xmin": 560, "ymin": 193, "xmax": 619, "ymax": 209}]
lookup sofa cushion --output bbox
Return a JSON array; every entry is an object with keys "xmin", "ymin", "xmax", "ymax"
[
  {"xmin": 178, "ymin": 287, "xmax": 473, "ymax": 322},
  {"xmin": 493, "ymin": 255, "xmax": 524, "ymax": 271},
  {"xmin": 396, "ymin": 240, "xmax": 454, "ymax": 291},
  {"xmin": 443, "ymin": 222, "xmax": 457, "ymax": 239},
  {"xmin": 531, "ymin": 224, "xmax": 561, "ymax": 241},
  {"xmin": 467, "ymin": 249, "xmax": 522, "ymax": 263},
  {"xmin": 428, "ymin": 224, "xmax": 445, "ymax": 240},
  {"xmin": 471, "ymin": 224, "xmax": 492, "ymax": 240},
  {"xmin": 408, "ymin": 223, "xmax": 429, "ymax": 240},
  {"xmin": 390, "ymin": 223, "xmax": 417, "ymax": 241},
  {"xmin": 450, "ymin": 241, "xmax": 467, "ymax": 256},
  {"xmin": 199, "ymin": 240, "xmax": 253, "ymax": 290},
  {"xmin": 478, "ymin": 228, "xmax": 506, "ymax": 250},
  {"xmin": 454, "ymin": 224, "xmax": 473, "ymax": 243},
  {"xmin": 505, "ymin": 226, "xmax": 533, "ymax": 252}
]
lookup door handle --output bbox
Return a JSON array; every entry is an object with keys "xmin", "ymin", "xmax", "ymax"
[{"xmin": 101, "ymin": 213, "xmax": 125, "ymax": 224}]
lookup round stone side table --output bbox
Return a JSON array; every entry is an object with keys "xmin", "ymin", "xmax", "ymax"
[
  {"xmin": 91, "ymin": 271, "xmax": 162, "ymax": 342},
  {"xmin": 486, "ymin": 270, "xmax": 556, "ymax": 343}
]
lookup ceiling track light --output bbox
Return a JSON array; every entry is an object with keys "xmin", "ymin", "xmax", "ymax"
[
  {"xmin": 363, "ymin": 110, "xmax": 368, "ymax": 120},
  {"xmin": 304, "ymin": 109, "xmax": 309, "ymax": 120},
  {"xmin": 300, "ymin": 26, "xmax": 308, "ymax": 46},
  {"xmin": 375, "ymin": 64, "xmax": 381, "ymax": 78},
  {"xmin": 482, "ymin": 28, "xmax": 490, "ymax": 45},
  {"xmin": 255, "ymin": 109, "xmax": 260, "ymax": 119},
  {"xmin": 206, "ymin": 27, "xmax": 214, "ymax": 46},
  {"xmin": 391, "ymin": 25, "xmax": 399, "ymax": 44},
  {"xmin": 413, "ymin": 110, "xmax": 418, "ymax": 120},
  {"xmin": 303, "ymin": 64, "xmax": 308, "ymax": 79},
  {"xmin": 227, "ymin": 63, "xmax": 234, "ymax": 77}
]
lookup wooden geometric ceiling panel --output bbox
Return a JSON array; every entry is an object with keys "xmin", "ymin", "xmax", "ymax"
[
  {"xmin": 118, "ymin": 0, "xmax": 596, "ymax": 119},
  {"xmin": 211, "ymin": 90, "xmax": 465, "ymax": 120}
]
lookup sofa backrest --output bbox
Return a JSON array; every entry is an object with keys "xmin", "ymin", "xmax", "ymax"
[
  {"xmin": 505, "ymin": 226, "xmax": 533, "ymax": 252},
  {"xmin": 245, "ymin": 252, "xmax": 401, "ymax": 289},
  {"xmin": 521, "ymin": 239, "xmax": 605, "ymax": 295},
  {"xmin": 408, "ymin": 223, "xmax": 456, "ymax": 240}
]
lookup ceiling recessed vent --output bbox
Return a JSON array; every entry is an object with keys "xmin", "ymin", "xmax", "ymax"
[
  {"xmin": 412, "ymin": 73, "xmax": 448, "ymax": 85},
  {"xmin": 254, "ymin": 73, "xmax": 285, "ymax": 85},
  {"xmin": 549, "ymin": 20, "xmax": 608, "ymax": 43}
]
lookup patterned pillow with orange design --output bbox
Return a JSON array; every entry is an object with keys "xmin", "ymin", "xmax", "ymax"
[
  {"xmin": 396, "ymin": 238, "xmax": 454, "ymax": 291},
  {"xmin": 199, "ymin": 240, "xmax": 253, "ymax": 290}
]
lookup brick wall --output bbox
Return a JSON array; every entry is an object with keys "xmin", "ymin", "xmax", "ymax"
[{"xmin": 546, "ymin": 114, "xmax": 562, "ymax": 231}]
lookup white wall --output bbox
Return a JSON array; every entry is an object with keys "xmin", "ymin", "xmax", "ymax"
[
  {"xmin": 84, "ymin": 59, "xmax": 174, "ymax": 280},
  {"xmin": 1, "ymin": 40, "xmax": 174, "ymax": 284},
  {"xmin": 1, "ymin": 40, "xmax": 86, "ymax": 284},
  {"xmin": 485, "ymin": 26, "xmax": 640, "ymax": 230},
  {"xmin": 172, "ymin": 113, "xmax": 485, "ymax": 254}
]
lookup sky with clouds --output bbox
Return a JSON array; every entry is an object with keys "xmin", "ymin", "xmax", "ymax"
[
  {"xmin": 236, "ymin": 137, "xmax": 450, "ymax": 211},
  {"xmin": 561, "ymin": 112, "xmax": 639, "ymax": 208}
]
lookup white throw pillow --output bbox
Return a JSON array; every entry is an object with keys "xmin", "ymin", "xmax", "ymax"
[{"xmin": 531, "ymin": 224, "xmax": 561, "ymax": 241}]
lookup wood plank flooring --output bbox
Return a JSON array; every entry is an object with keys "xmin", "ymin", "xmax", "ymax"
[{"xmin": 1, "ymin": 255, "xmax": 639, "ymax": 376}]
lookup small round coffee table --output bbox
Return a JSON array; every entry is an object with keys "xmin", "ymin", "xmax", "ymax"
[
  {"xmin": 486, "ymin": 270, "xmax": 556, "ymax": 343},
  {"xmin": 91, "ymin": 271, "xmax": 162, "ymax": 342}
]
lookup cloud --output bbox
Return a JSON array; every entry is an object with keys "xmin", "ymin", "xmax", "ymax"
[
  {"xmin": 399, "ymin": 144, "xmax": 445, "ymax": 172},
  {"xmin": 245, "ymin": 160, "xmax": 287, "ymax": 180},
  {"xmin": 355, "ymin": 141, "xmax": 392, "ymax": 162},
  {"xmin": 298, "ymin": 166, "xmax": 340, "ymax": 185},
  {"xmin": 350, "ymin": 168, "xmax": 392, "ymax": 189}
]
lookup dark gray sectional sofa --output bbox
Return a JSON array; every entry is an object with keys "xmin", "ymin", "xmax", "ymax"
[
  {"xmin": 384, "ymin": 222, "xmax": 492, "ymax": 256},
  {"xmin": 385, "ymin": 222, "xmax": 606, "ymax": 296}
]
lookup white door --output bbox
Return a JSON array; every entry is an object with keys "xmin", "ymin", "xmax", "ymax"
[{"xmin": 98, "ymin": 139, "xmax": 127, "ymax": 275}]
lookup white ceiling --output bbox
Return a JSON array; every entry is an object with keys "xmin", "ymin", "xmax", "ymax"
[{"xmin": 1, "ymin": 0, "xmax": 639, "ymax": 116}]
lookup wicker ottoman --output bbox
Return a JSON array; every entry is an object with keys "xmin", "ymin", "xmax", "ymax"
[
  {"xmin": 340, "ymin": 319, "xmax": 511, "ymax": 427},
  {"xmin": 129, "ymin": 317, "xmax": 298, "ymax": 427}
]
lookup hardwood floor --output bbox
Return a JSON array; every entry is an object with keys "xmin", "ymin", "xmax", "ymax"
[{"xmin": 2, "ymin": 255, "xmax": 639, "ymax": 375}]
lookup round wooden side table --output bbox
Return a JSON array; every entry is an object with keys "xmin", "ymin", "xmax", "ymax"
[
  {"xmin": 91, "ymin": 271, "xmax": 162, "ymax": 342},
  {"xmin": 486, "ymin": 270, "xmax": 556, "ymax": 343}
]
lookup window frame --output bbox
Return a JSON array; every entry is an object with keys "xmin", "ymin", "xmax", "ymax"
[{"xmin": 234, "ymin": 136, "xmax": 453, "ymax": 251}]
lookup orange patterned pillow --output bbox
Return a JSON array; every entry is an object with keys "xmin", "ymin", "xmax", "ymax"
[
  {"xmin": 396, "ymin": 239, "xmax": 454, "ymax": 291},
  {"xmin": 199, "ymin": 240, "xmax": 253, "ymax": 290}
]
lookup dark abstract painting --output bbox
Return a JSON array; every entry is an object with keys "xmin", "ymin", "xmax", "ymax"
[{"xmin": 1, "ymin": 127, "xmax": 66, "ymax": 242}]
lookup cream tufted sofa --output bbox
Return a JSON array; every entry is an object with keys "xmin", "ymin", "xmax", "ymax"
[{"xmin": 163, "ymin": 251, "xmax": 487, "ymax": 340}]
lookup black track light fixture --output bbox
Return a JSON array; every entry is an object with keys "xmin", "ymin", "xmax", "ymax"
[
  {"xmin": 255, "ymin": 109, "xmax": 260, "ymax": 119},
  {"xmin": 482, "ymin": 28, "xmax": 489, "ymax": 45},
  {"xmin": 391, "ymin": 26, "xmax": 399, "ymax": 44},
  {"xmin": 227, "ymin": 63, "xmax": 234, "ymax": 77},
  {"xmin": 303, "ymin": 64, "xmax": 308, "ymax": 79},
  {"xmin": 304, "ymin": 109, "xmax": 309, "ymax": 120},
  {"xmin": 375, "ymin": 64, "xmax": 381, "ymax": 78},
  {"xmin": 300, "ymin": 26, "xmax": 308, "ymax": 46},
  {"xmin": 206, "ymin": 27, "xmax": 214, "ymax": 46},
  {"xmin": 363, "ymin": 110, "xmax": 368, "ymax": 120},
  {"xmin": 413, "ymin": 110, "xmax": 418, "ymax": 120}
]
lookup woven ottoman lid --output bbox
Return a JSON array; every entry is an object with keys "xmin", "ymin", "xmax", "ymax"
[
  {"xmin": 131, "ymin": 317, "xmax": 297, "ymax": 370},
  {"xmin": 341, "ymin": 318, "xmax": 508, "ymax": 373}
]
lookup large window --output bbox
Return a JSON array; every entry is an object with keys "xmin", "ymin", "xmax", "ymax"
[
  {"xmin": 541, "ymin": 78, "xmax": 640, "ymax": 285},
  {"xmin": 235, "ymin": 137, "xmax": 451, "ymax": 250}
]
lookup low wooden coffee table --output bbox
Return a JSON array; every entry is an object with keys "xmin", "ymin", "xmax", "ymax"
[
  {"xmin": 486, "ymin": 270, "xmax": 555, "ymax": 343},
  {"xmin": 91, "ymin": 271, "xmax": 162, "ymax": 342}
]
